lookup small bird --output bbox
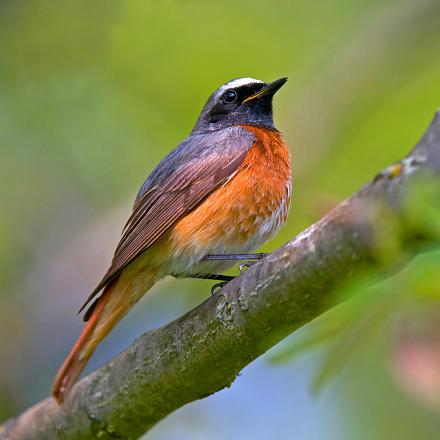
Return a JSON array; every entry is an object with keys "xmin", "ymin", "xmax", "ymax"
[{"xmin": 52, "ymin": 77, "xmax": 291, "ymax": 403}]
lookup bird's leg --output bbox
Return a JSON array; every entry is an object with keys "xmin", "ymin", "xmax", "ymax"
[
  {"xmin": 173, "ymin": 254, "xmax": 270, "ymax": 295},
  {"xmin": 202, "ymin": 253, "xmax": 269, "ymax": 262},
  {"xmin": 203, "ymin": 253, "xmax": 269, "ymax": 273},
  {"xmin": 172, "ymin": 273, "xmax": 235, "ymax": 282},
  {"xmin": 171, "ymin": 273, "xmax": 235, "ymax": 295}
]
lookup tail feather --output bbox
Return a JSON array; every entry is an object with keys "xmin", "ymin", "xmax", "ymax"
[{"xmin": 52, "ymin": 267, "xmax": 157, "ymax": 403}]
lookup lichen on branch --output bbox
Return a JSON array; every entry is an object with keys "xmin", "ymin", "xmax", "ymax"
[{"xmin": 1, "ymin": 112, "xmax": 440, "ymax": 440}]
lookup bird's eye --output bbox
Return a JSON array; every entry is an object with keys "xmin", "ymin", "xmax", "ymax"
[{"xmin": 223, "ymin": 90, "xmax": 237, "ymax": 103}]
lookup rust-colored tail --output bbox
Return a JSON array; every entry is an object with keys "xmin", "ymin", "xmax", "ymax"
[{"xmin": 52, "ymin": 267, "xmax": 157, "ymax": 403}]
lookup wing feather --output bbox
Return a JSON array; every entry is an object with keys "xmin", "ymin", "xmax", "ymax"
[{"xmin": 78, "ymin": 127, "xmax": 254, "ymax": 313}]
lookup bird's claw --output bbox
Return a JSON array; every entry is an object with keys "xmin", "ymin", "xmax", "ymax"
[
  {"xmin": 211, "ymin": 281, "xmax": 228, "ymax": 295},
  {"xmin": 210, "ymin": 254, "xmax": 268, "ymax": 293},
  {"xmin": 239, "ymin": 261, "xmax": 255, "ymax": 273}
]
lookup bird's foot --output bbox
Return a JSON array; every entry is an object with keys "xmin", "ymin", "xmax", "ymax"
[
  {"xmin": 211, "ymin": 281, "xmax": 229, "ymax": 295},
  {"xmin": 239, "ymin": 261, "xmax": 256, "ymax": 273}
]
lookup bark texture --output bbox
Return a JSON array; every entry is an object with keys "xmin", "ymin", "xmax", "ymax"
[{"xmin": 1, "ymin": 112, "xmax": 440, "ymax": 440}]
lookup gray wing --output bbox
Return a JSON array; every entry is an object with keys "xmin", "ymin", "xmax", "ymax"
[{"xmin": 79, "ymin": 126, "xmax": 255, "ymax": 313}]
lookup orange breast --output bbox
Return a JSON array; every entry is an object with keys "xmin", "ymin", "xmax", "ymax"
[{"xmin": 166, "ymin": 125, "xmax": 291, "ymax": 261}]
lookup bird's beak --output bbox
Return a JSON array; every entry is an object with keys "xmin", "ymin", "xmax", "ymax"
[{"xmin": 241, "ymin": 77, "xmax": 288, "ymax": 104}]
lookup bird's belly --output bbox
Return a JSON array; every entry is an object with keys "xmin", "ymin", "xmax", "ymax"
[
  {"xmin": 166, "ymin": 199, "xmax": 289, "ymax": 276},
  {"xmin": 164, "ymin": 128, "xmax": 291, "ymax": 276}
]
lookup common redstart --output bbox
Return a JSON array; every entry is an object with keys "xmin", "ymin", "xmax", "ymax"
[{"xmin": 52, "ymin": 77, "xmax": 291, "ymax": 403}]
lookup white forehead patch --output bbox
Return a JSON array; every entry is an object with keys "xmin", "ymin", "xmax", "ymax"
[{"xmin": 217, "ymin": 77, "xmax": 264, "ymax": 94}]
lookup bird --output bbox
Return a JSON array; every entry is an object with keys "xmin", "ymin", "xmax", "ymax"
[{"xmin": 52, "ymin": 77, "xmax": 291, "ymax": 403}]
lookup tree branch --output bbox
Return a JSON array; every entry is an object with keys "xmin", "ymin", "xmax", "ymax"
[{"xmin": 2, "ymin": 112, "xmax": 440, "ymax": 440}]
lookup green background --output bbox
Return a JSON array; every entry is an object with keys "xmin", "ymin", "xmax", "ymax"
[{"xmin": 1, "ymin": 1, "xmax": 440, "ymax": 438}]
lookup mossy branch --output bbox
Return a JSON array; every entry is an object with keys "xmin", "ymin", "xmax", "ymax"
[{"xmin": 1, "ymin": 112, "xmax": 440, "ymax": 440}]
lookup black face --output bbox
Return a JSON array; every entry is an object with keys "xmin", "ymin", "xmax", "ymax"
[
  {"xmin": 207, "ymin": 82, "xmax": 265, "ymax": 123},
  {"xmin": 192, "ymin": 77, "xmax": 287, "ymax": 133}
]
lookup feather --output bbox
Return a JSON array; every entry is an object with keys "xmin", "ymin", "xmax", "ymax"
[{"xmin": 78, "ymin": 126, "xmax": 255, "ymax": 314}]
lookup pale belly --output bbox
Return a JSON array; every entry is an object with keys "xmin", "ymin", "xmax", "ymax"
[
  {"xmin": 165, "ymin": 175, "xmax": 291, "ymax": 276},
  {"xmin": 159, "ymin": 126, "xmax": 292, "ymax": 277}
]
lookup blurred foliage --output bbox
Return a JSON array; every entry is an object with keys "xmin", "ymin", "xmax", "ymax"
[
  {"xmin": 270, "ymin": 250, "xmax": 440, "ymax": 391},
  {"xmin": 270, "ymin": 178, "xmax": 440, "ymax": 385},
  {"xmin": 269, "ymin": 177, "xmax": 440, "ymax": 439},
  {"xmin": 1, "ymin": 0, "xmax": 440, "ymax": 439}
]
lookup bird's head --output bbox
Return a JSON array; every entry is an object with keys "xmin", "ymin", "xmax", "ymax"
[{"xmin": 193, "ymin": 77, "xmax": 287, "ymax": 133}]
